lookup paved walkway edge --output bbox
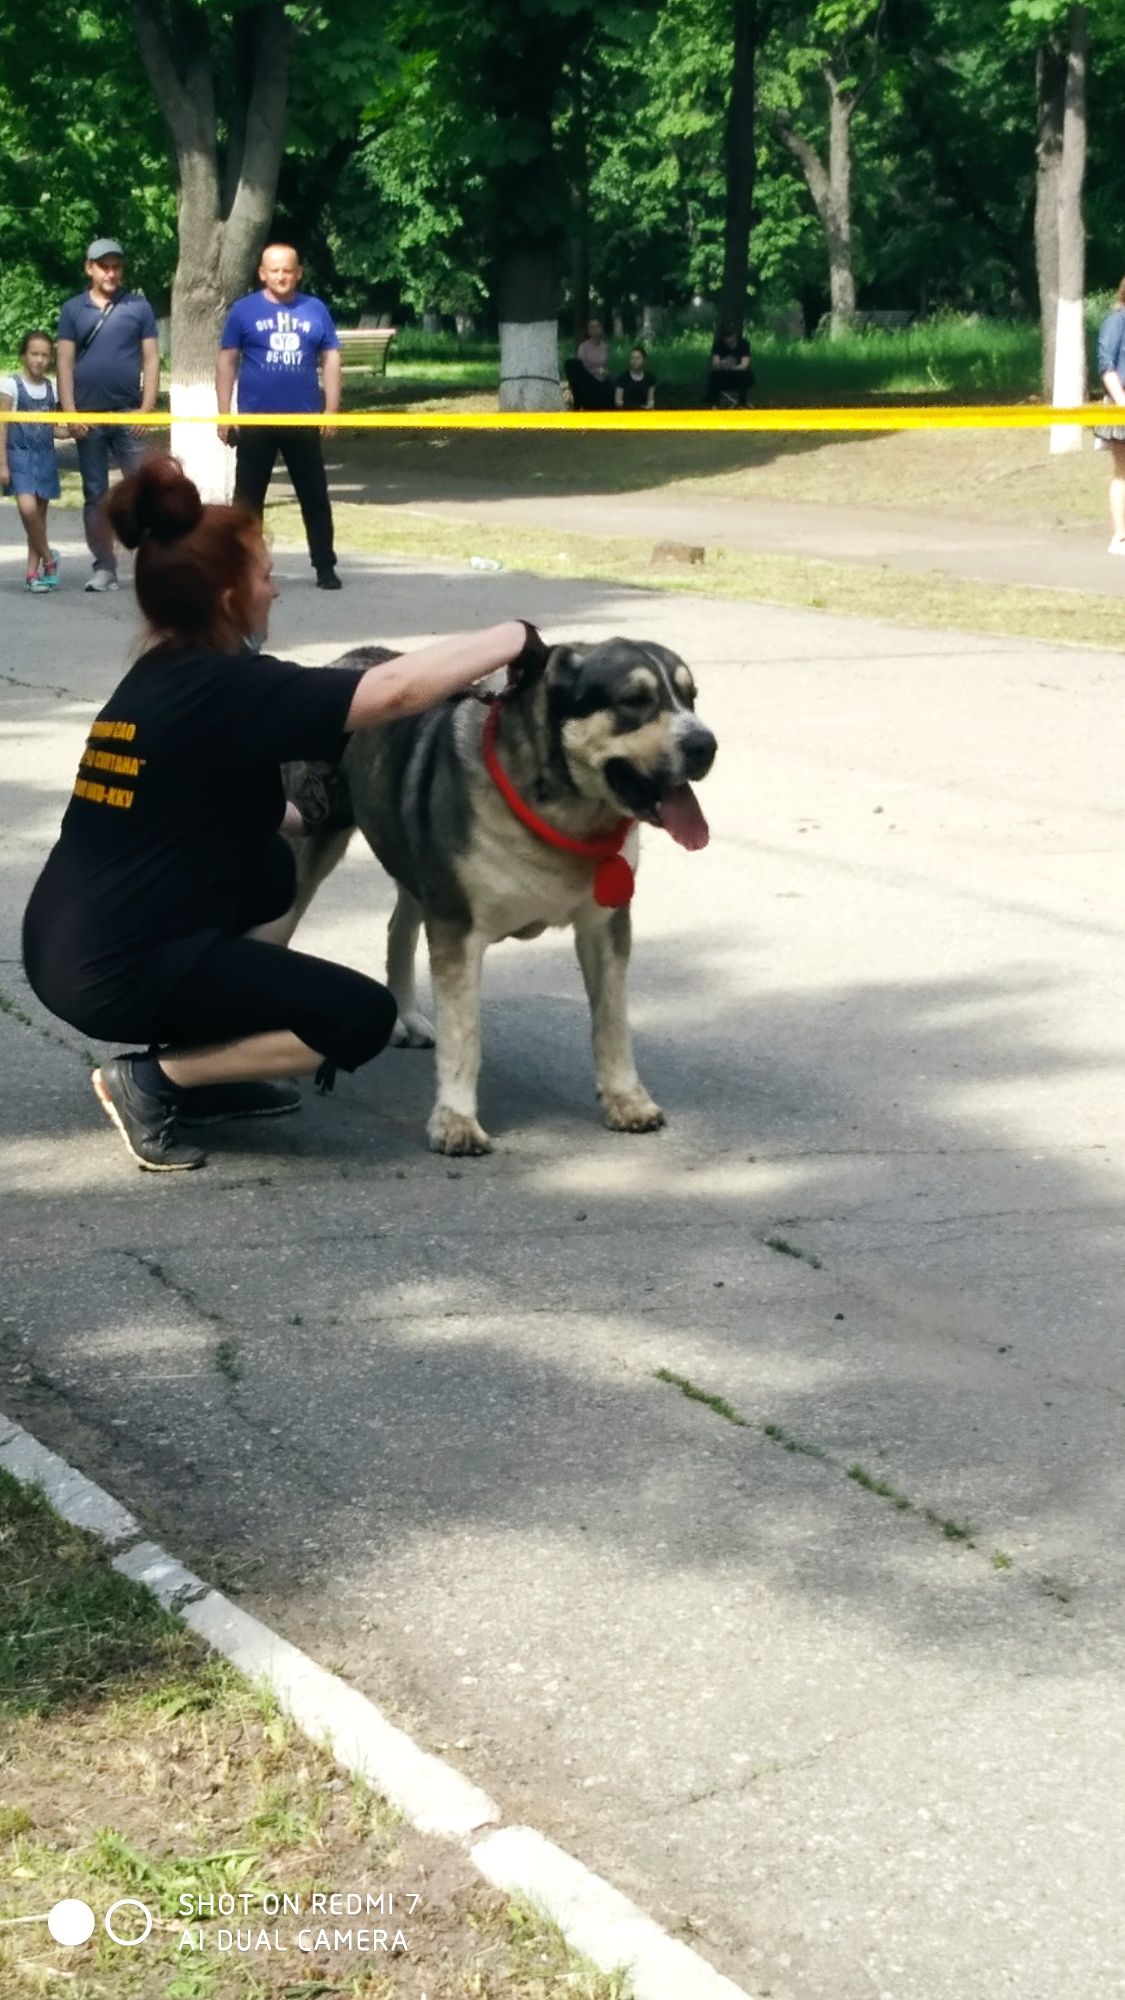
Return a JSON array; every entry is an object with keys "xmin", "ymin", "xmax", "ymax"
[{"xmin": 0, "ymin": 1408, "xmax": 757, "ymax": 2000}]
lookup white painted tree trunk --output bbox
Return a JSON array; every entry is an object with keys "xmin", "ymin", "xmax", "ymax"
[
  {"xmin": 1050, "ymin": 295, "xmax": 1086, "ymax": 455},
  {"xmin": 1049, "ymin": 4, "xmax": 1087, "ymax": 456},
  {"xmin": 499, "ymin": 321, "xmax": 562, "ymax": 412},
  {"xmin": 171, "ymin": 376, "xmax": 234, "ymax": 503}
]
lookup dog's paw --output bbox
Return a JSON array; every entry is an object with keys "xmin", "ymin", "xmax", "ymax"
[
  {"xmin": 392, "ymin": 1010, "xmax": 436, "ymax": 1049},
  {"xmin": 428, "ymin": 1106, "xmax": 493, "ymax": 1155},
  {"xmin": 600, "ymin": 1086, "xmax": 666, "ymax": 1133}
]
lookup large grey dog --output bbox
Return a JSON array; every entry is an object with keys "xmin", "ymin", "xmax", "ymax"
[{"xmin": 285, "ymin": 636, "xmax": 716, "ymax": 1155}]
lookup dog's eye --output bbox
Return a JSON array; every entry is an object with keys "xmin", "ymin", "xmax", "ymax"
[
  {"xmin": 618, "ymin": 687, "xmax": 657, "ymax": 719},
  {"xmin": 674, "ymin": 676, "xmax": 697, "ymax": 708}
]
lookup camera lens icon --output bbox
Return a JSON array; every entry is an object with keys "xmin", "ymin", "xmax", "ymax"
[
  {"xmin": 47, "ymin": 1901, "xmax": 96, "ymax": 1947},
  {"xmin": 47, "ymin": 1898, "xmax": 154, "ymax": 1948},
  {"xmin": 104, "ymin": 1899, "xmax": 154, "ymax": 1946}
]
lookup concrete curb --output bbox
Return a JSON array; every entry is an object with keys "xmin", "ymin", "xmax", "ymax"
[
  {"xmin": 0, "ymin": 1408, "xmax": 757, "ymax": 1998},
  {"xmin": 473, "ymin": 1826, "xmax": 754, "ymax": 2000}
]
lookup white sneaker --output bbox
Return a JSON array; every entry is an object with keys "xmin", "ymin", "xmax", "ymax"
[
  {"xmin": 1108, "ymin": 537, "xmax": 1125, "ymax": 556},
  {"xmin": 84, "ymin": 567, "xmax": 119, "ymax": 592}
]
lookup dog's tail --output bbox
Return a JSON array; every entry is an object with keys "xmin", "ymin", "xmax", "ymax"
[
  {"xmin": 290, "ymin": 758, "xmax": 355, "ymax": 834},
  {"xmin": 287, "ymin": 646, "xmax": 402, "ymax": 835}
]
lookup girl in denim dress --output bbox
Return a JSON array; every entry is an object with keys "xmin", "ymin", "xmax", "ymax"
[{"xmin": 0, "ymin": 332, "xmax": 61, "ymax": 591}]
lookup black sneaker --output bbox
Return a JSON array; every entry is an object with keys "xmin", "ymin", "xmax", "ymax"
[
  {"xmin": 176, "ymin": 1079, "xmax": 302, "ymax": 1126},
  {"xmin": 91, "ymin": 1057, "xmax": 206, "ymax": 1172},
  {"xmin": 315, "ymin": 567, "xmax": 342, "ymax": 590}
]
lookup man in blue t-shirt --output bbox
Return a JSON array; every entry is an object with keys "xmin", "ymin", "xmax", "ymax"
[
  {"xmin": 216, "ymin": 244, "xmax": 342, "ymax": 589},
  {"xmin": 57, "ymin": 238, "xmax": 161, "ymax": 592}
]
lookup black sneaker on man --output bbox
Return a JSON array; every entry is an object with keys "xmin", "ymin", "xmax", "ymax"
[
  {"xmin": 91, "ymin": 1056, "xmax": 206, "ymax": 1171},
  {"xmin": 176, "ymin": 1079, "xmax": 302, "ymax": 1125},
  {"xmin": 315, "ymin": 567, "xmax": 342, "ymax": 590}
]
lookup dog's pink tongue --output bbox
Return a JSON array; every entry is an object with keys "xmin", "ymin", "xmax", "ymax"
[{"xmin": 660, "ymin": 783, "xmax": 710, "ymax": 850}]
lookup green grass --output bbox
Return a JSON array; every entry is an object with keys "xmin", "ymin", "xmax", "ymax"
[
  {"xmin": 653, "ymin": 1368, "xmax": 749, "ymax": 1427},
  {"xmin": 347, "ymin": 315, "xmax": 1052, "ymax": 407},
  {"xmin": 267, "ymin": 494, "xmax": 1125, "ymax": 654},
  {"xmin": 214, "ymin": 1338, "xmax": 244, "ymax": 1383},
  {"xmin": 762, "ymin": 1234, "xmax": 824, "ymax": 1270},
  {"xmin": 650, "ymin": 1381, "xmax": 991, "ymax": 1561},
  {"xmin": 0, "ymin": 1467, "xmax": 634, "ymax": 1997},
  {"xmin": 0, "ymin": 1468, "xmax": 203, "ymax": 1719}
]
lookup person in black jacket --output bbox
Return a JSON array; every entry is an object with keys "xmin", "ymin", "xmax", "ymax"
[
  {"xmin": 706, "ymin": 321, "xmax": 754, "ymax": 408},
  {"xmin": 22, "ymin": 455, "xmax": 535, "ymax": 1172}
]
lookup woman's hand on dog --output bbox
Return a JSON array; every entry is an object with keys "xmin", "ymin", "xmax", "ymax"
[{"xmin": 345, "ymin": 621, "xmax": 535, "ymax": 731}]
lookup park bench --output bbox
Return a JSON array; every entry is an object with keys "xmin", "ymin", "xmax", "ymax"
[
  {"xmin": 855, "ymin": 309, "xmax": 915, "ymax": 333},
  {"xmin": 336, "ymin": 327, "xmax": 398, "ymax": 374}
]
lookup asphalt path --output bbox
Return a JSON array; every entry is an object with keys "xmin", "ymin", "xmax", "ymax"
[{"xmin": 3, "ymin": 506, "xmax": 1124, "ymax": 1998}]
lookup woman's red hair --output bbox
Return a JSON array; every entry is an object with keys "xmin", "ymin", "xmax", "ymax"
[{"xmin": 106, "ymin": 454, "xmax": 262, "ymax": 649}]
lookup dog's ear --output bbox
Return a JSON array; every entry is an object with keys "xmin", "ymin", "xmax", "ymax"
[{"xmin": 543, "ymin": 643, "xmax": 588, "ymax": 691}]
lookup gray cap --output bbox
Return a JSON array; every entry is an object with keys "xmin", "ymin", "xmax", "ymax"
[{"xmin": 86, "ymin": 237, "xmax": 125, "ymax": 262}]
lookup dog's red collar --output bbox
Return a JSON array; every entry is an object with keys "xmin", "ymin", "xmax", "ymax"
[{"xmin": 481, "ymin": 700, "xmax": 636, "ymax": 908}]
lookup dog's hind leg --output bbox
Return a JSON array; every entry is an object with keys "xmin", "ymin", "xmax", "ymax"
[
  {"xmin": 573, "ymin": 903, "xmax": 665, "ymax": 1132},
  {"xmin": 387, "ymin": 888, "xmax": 435, "ymax": 1047},
  {"xmin": 425, "ymin": 920, "xmax": 491, "ymax": 1155}
]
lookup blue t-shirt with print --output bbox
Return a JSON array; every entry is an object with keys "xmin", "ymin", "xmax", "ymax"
[
  {"xmin": 56, "ymin": 291, "xmax": 159, "ymax": 411},
  {"xmin": 219, "ymin": 291, "xmax": 340, "ymax": 415}
]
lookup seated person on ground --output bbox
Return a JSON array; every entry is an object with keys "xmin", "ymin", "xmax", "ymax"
[
  {"xmin": 615, "ymin": 345, "xmax": 657, "ymax": 412},
  {"xmin": 565, "ymin": 317, "xmax": 615, "ymax": 410},
  {"xmin": 706, "ymin": 321, "xmax": 754, "ymax": 408}
]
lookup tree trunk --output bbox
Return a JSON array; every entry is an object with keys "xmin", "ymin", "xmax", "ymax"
[
  {"xmin": 133, "ymin": 0, "xmax": 290, "ymax": 500},
  {"xmin": 824, "ymin": 72, "xmax": 856, "ymax": 335},
  {"xmin": 497, "ymin": 243, "xmax": 562, "ymax": 412},
  {"xmin": 1049, "ymin": 3, "xmax": 1087, "ymax": 455},
  {"xmin": 779, "ymin": 71, "xmax": 856, "ymax": 339},
  {"xmin": 568, "ymin": 63, "xmax": 591, "ymax": 343},
  {"xmin": 719, "ymin": 0, "xmax": 758, "ymax": 330},
  {"xmin": 1035, "ymin": 32, "xmax": 1066, "ymax": 399}
]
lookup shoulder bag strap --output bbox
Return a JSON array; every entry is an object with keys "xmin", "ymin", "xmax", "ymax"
[{"xmin": 78, "ymin": 299, "xmax": 117, "ymax": 357}]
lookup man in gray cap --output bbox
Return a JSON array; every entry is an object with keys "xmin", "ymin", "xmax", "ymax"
[{"xmin": 56, "ymin": 240, "xmax": 161, "ymax": 591}]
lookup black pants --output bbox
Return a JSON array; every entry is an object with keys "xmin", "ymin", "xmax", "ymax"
[
  {"xmin": 150, "ymin": 935, "xmax": 397, "ymax": 1074},
  {"xmin": 564, "ymin": 360, "xmax": 614, "ymax": 412},
  {"xmin": 23, "ymin": 839, "xmax": 393, "ymax": 1072},
  {"xmin": 235, "ymin": 426, "xmax": 336, "ymax": 572}
]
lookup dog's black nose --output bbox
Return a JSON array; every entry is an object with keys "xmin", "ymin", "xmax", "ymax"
[{"xmin": 680, "ymin": 726, "xmax": 717, "ymax": 779}]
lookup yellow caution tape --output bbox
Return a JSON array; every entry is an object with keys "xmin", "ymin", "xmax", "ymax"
[{"xmin": 0, "ymin": 404, "xmax": 1116, "ymax": 431}]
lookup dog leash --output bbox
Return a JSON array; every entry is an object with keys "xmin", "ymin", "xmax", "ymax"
[{"xmin": 480, "ymin": 696, "xmax": 636, "ymax": 908}]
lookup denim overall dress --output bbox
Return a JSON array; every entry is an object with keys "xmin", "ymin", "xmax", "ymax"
[{"xmin": 7, "ymin": 377, "xmax": 61, "ymax": 499}]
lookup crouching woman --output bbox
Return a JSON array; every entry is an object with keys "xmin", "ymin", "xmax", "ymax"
[{"xmin": 22, "ymin": 454, "xmax": 531, "ymax": 1172}]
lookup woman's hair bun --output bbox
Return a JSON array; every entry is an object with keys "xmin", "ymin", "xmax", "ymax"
[{"xmin": 107, "ymin": 454, "xmax": 204, "ymax": 549}]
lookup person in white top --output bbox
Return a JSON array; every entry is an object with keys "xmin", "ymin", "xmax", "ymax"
[{"xmin": 565, "ymin": 317, "xmax": 615, "ymax": 411}]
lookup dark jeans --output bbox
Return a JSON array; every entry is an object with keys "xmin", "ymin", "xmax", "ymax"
[
  {"xmin": 564, "ymin": 360, "xmax": 614, "ymax": 412},
  {"xmin": 706, "ymin": 370, "xmax": 752, "ymax": 409},
  {"xmin": 75, "ymin": 424, "xmax": 147, "ymax": 572},
  {"xmin": 234, "ymin": 425, "xmax": 336, "ymax": 572}
]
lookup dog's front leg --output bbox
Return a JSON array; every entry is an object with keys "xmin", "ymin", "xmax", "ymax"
[
  {"xmin": 426, "ymin": 920, "xmax": 491, "ymax": 1155},
  {"xmin": 387, "ymin": 888, "xmax": 435, "ymax": 1047},
  {"xmin": 573, "ymin": 904, "xmax": 665, "ymax": 1132}
]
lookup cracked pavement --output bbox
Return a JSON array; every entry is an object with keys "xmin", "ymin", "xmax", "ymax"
[{"xmin": 3, "ymin": 505, "xmax": 1125, "ymax": 1997}]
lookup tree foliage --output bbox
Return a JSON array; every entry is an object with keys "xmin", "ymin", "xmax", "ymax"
[{"xmin": 5, "ymin": 0, "xmax": 1125, "ymax": 355}]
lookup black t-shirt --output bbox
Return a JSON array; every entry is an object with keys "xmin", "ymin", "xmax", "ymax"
[
  {"xmin": 711, "ymin": 336, "xmax": 751, "ymax": 366},
  {"xmin": 23, "ymin": 643, "xmax": 366, "ymax": 1026},
  {"xmin": 617, "ymin": 370, "xmax": 656, "ymax": 409}
]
